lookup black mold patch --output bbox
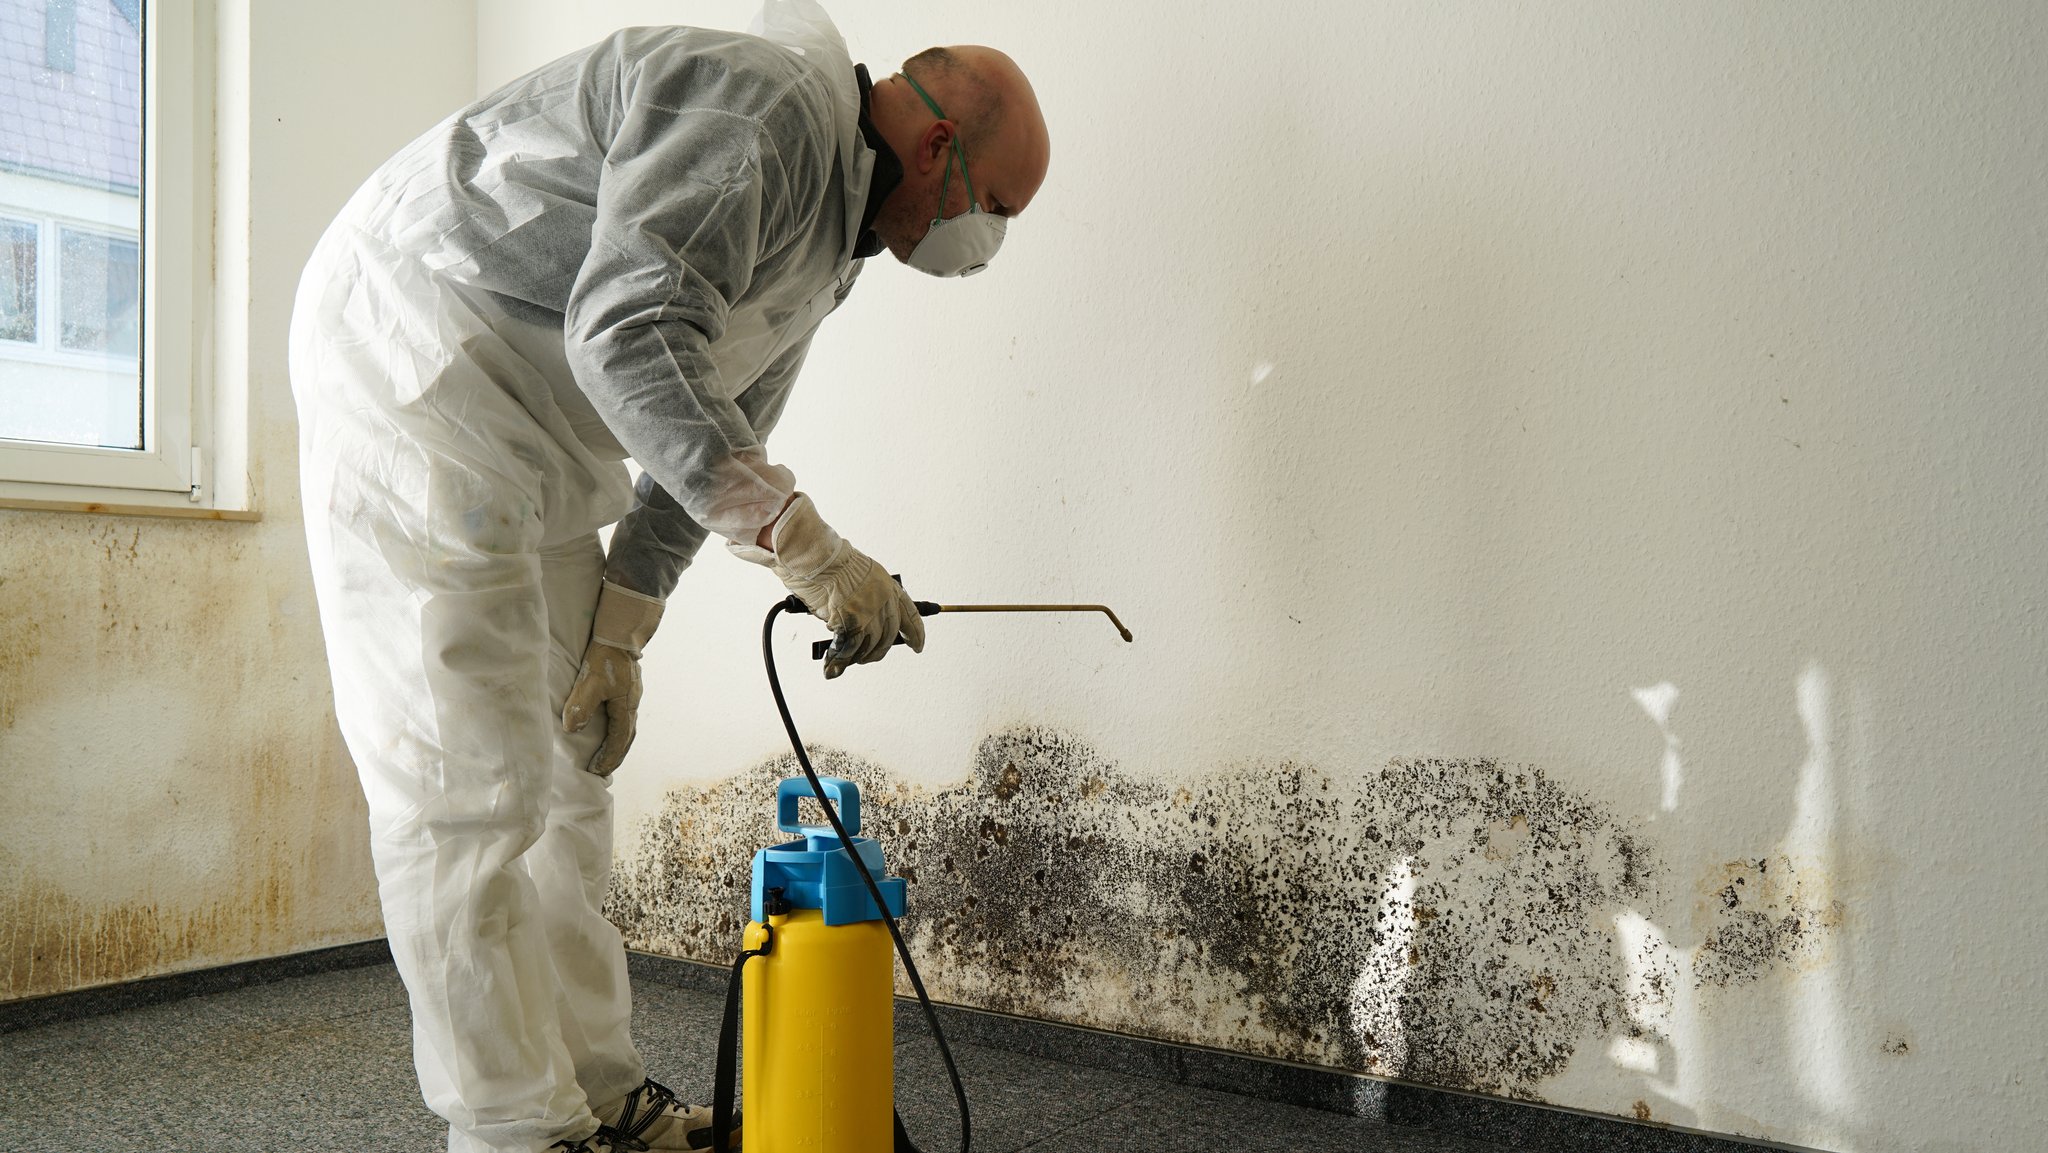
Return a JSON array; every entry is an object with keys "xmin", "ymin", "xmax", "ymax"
[
  {"xmin": 610, "ymin": 729, "xmax": 1818, "ymax": 1099},
  {"xmin": 1691, "ymin": 855, "xmax": 1841, "ymax": 988}
]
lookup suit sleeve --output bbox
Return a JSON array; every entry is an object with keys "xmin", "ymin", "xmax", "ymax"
[
  {"xmin": 602, "ymin": 331, "xmax": 816, "ymax": 597},
  {"xmin": 565, "ymin": 45, "xmax": 832, "ymax": 581}
]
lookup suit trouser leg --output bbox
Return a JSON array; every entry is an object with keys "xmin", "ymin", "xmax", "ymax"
[
  {"xmin": 292, "ymin": 224, "xmax": 637, "ymax": 1153},
  {"xmin": 532, "ymin": 536, "xmax": 648, "ymax": 1110}
]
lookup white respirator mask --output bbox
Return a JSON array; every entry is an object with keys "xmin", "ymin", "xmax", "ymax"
[{"xmin": 901, "ymin": 72, "xmax": 1007, "ymax": 277}]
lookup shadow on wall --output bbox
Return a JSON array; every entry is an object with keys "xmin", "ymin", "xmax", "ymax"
[{"xmin": 608, "ymin": 722, "xmax": 1839, "ymax": 1122}]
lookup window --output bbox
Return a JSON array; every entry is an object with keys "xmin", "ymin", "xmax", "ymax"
[
  {"xmin": 60, "ymin": 227, "xmax": 141, "ymax": 358},
  {"xmin": 0, "ymin": 0, "xmax": 206, "ymax": 506},
  {"xmin": 0, "ymin": 214, "xmax": 142, "ymax": 450},
  {"xmin": 0, "ymin": 217, "xmax": 36, "ymax": 345}
]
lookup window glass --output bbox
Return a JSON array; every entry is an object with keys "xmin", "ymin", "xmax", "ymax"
[
  {"xmin": 0, "ymin": 219, "xmax": 35, "ymax": 345},
  {"xmin": 0, "ymin": 0, "xmax": 144, "ymax": 450},
  {"xmin": 58, "ymin": 228, "xmax": 140, "ymax": 357}
]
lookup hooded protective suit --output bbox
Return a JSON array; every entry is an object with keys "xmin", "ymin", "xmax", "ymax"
[{"xmin": 288, "ymin": 4, "xmax": 871, "ymax": 1150}]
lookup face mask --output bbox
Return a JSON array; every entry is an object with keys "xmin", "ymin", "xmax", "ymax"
[{"xmin": 900, "ymin": 73, "xmax": 1006, "ymax": 277}]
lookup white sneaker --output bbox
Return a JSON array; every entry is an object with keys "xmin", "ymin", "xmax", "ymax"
[{"xmin": 592, "ymin": 1078, "xmax": 734, "ymax": 1151}]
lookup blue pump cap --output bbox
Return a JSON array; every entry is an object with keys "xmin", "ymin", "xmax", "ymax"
[{"xmin": 750, "ymin": 777, "xmax": 907, "ymax": 926}]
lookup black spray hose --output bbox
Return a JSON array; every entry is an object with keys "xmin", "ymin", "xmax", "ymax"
[{"xmin": 761, "ymin": 595, "xmax": 971, "ymax": 1153}]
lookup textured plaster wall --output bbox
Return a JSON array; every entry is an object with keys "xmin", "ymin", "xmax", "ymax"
[
  {"xmin": 498, "ymin": 4, "xmax": 2039, "ymax": 1152},
  {"xmin": 0, "ymin": 1, "xmax": 477, "ymax": 1000}
]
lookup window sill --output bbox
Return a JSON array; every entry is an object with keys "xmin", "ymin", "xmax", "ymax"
[{"xmin": 0, "ymin": 491, "xmax": 259, "ymax": 522}]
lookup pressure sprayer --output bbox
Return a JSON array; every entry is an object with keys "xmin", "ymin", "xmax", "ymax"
[{"xmin": 709, "ymin": 591, "xmax": 1133, "ymax": 1153}]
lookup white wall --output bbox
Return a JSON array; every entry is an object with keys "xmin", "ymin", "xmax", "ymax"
[
  {"xmin": 473, "ymin": 4, "xmax": 2042, "ymax": 1151},
  {"xmin": 0, "ymin": 0, "xmax": 476, "ymax": 998}
]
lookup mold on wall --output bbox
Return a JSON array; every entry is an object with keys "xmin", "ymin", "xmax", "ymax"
[
  {"xmin": 1692, "ymin": 855, "xmax": 1842, "ymax": 990},
  {"xmin": 609, "ymin": 727, "xmax": 1834, "ymax": 1102}
]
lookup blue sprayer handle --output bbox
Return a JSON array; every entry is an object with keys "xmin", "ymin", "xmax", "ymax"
[{"xmin": 776, "ymin": 776, "xmax": 860, "ymax": 839}]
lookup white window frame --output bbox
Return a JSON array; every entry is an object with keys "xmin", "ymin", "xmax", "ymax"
[{"xmin": 0, "ymin": 0, "xmax": 208, "ymax": 507}]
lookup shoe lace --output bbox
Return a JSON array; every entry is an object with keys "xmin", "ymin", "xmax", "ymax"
[{"xmin": 596, "ymin": 1077, "xmax": 680, "ymax": 1151}]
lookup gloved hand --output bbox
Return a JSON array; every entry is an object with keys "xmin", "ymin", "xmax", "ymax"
[
  {"xmin": 562, "ymin": 581, "xmax": 664, "ymax": 776},
  {"xmin": 729, "ymin": 493, "xmax": 924, "ymax": 679}
]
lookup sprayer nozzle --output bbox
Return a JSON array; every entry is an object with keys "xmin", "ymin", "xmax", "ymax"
[{"xmin": 805, "ymin": 597, "xmax": 1133, "ymax": 660}]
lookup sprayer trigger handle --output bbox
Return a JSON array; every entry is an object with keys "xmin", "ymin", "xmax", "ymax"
[
  {"xmin": 810, "ymin": 629, "xmax": 929, "ymax": 661},
  {"xmin": 809, "ymin": 580, "xmax": 939, "ymax": 659}
]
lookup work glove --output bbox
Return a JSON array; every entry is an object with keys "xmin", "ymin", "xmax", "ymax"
[
  {"xmin": 729, "ymin": 493, "xmax": 924, "ymax": 679},
  {"xmin": 562, "ymin": 581, "xmax": 664, "ymax": 776}
]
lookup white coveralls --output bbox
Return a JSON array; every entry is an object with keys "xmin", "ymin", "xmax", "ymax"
[{"xmin": 286, "ymin": 4, "xmax": 875, "ymax": 1150}]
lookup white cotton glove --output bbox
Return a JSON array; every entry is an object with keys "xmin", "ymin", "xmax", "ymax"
[
  {"xmin": 729, "ymin": 493, "xmax": 924, "ymax": 679},
  {"xmin": 562, "ymin": 581, "xmax": 664, "ymax": 776}
]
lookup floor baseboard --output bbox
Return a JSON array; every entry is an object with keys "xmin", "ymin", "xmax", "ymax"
[{"xmin": 0, "ymin": 940, "xmax": 393, "ymax": 1035}]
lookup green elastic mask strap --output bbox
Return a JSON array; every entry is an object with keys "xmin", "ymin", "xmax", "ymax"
[{"xmin": 900, "ymin": 71, "xmax": 976, "ymax": 221}]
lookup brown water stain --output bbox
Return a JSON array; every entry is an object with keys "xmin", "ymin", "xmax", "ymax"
[
  {"xmin": 0, "ymin": 511, "xmax": 380, "ymax": 1001},
  {"xmin": 0, "ymin": 601, "xmax": 40, "ymax": 730},
  {"xmin": 1, "ymin": 873, "xmax": 257, "ymax": 998},
  {"xmin": 1, "ymin": 744, "xmax": 376, "ymax": 998},
  {"xmin": 1691, "ymin": 854, "xmax": 1843, "ymax": 988},
  {"xmin": 3, "ymin": 747, "xmax": 304, "ymax": 1002},
  {"xmin": 1, "ymin": 715, "xmax": 377, "ymax": 1000}
]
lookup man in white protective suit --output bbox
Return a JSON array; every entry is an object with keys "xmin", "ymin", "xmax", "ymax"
[{"xmin": 285, "ymin": 1, "xmax": 1050, "ymax": 1149}]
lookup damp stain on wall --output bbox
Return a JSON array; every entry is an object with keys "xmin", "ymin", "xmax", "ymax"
[
  {"xmin": 0, "ymin": 600, "xmax": 40, "ymax": 730},
  {"xmin": 1, "ymin": 871, "xmax": 264, "ymax": 997},
  {"xmin": 610, "ymin": 727, "xmax": 1838, "ymax": 1099},
  {"xmin": 1692, "ymin": 854, "xmax": 1843, "ymax": 988},
  {"xmin": 0, "ymin": 513, "xmax": 382, "ymax": 1002},
  {"xmin": 0, "ymin": 720, "xmax": 376, "ymax": 1001}
]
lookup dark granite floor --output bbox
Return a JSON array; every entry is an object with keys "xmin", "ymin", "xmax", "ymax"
[{"xmin": 0, "ymin": 963, "xmax": 1521, "ymax": 1152}]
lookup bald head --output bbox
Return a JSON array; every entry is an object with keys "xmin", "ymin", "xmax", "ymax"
[{"xmin": 868, "ymin": 44, "xmax": 1050, "ymax": 267}]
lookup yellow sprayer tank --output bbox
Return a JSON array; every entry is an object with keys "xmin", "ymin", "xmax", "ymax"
[{"xmin": 738, "ymin": 777, "xmax": 908, "ymax": 1153}]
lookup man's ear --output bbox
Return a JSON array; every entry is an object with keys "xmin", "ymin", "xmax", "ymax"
[{"xmin": 918, "ymin": 119, "xmax": 956, "ymax": 173}]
